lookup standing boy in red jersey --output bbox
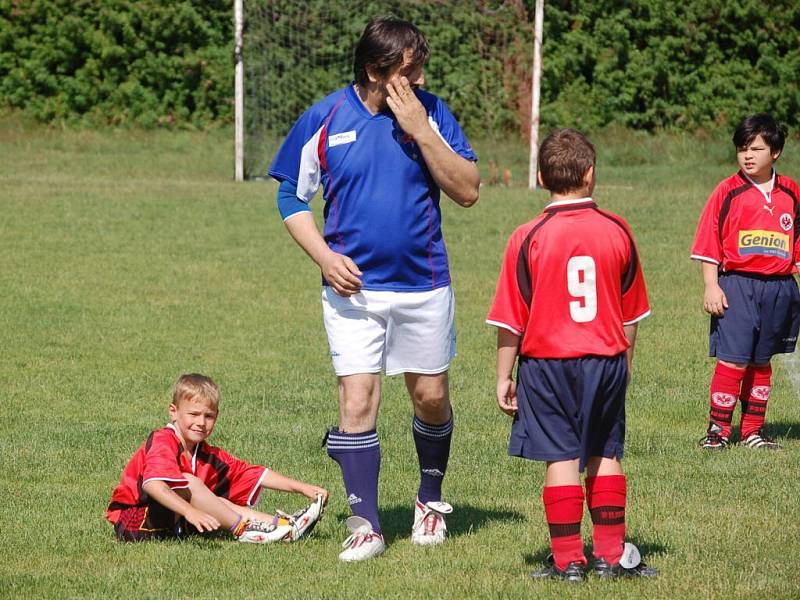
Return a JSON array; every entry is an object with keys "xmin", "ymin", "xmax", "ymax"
[
  {"xmin": 691, "ymin": 113, "xmax": 800, "ymax": 450},
  {"xmin": 487, "ymin": 129, "xmax": 656, "ymax": 582},
  {"xmin": 107, "ymin": 373, "xmax": 328, "ymax": 542}
]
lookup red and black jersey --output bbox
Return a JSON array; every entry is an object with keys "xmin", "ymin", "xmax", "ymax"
[
  {"xmin": 487, "ymin": 198, "xmax": 650, "ymax": 359},
  {"xmin": 691, "ymin": 171, "xmax": 800, "ymax": 275},
  {"xmin": 106, "ymin": 424, "xmax": 267, "ymax": 524}
]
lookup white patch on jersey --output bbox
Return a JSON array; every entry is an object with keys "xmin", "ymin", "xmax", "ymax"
[
  {"xmin": 780, "ymin": 212, "xmax": 793, "ymax": 231},
  {"xmin": 711, "ymin": 392, "xmax": 737, "ymax": 408},
  {"xmin": 297, "ymin": 126, "xmax": 324, "ymax": 202},
  {"xmin": 427, "ymin": 116, "xmax": 455, "ymax": 153},
  {"xmin": 750, "ymin": 385, "xmax": 771, "ymax": 401},
  {"xmin": 328, "ymin": 130, "xmax": 357, "ymax": 147}
]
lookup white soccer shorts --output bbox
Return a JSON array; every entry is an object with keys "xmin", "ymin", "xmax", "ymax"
[{"xmin": 321, "ymin": 286, "xmax": 456, "ymax": 377}]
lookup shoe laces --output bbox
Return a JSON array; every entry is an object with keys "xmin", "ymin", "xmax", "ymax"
[
  {"xmin": 342, "ymin": 527, "xmax": 381, "ymax": 549},
  {"xmin": 417, "ymin": 507, "xmax": 446, "ymax": 535},
  {"xmin": 246, "ymin": 519, "xmax": 276, "ymax": 534},
  {"xmin": 701, "ymin": 430, "xmax": 728, "ymax": 446}
]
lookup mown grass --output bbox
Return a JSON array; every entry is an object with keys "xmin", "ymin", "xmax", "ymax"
[{"xmin": 1, "ymin": 114, "xmax": 799, "ymax": 599}]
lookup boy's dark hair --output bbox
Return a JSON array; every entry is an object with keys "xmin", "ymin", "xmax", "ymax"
[
  {"xmin": 353, "ymin": 18, "xmax": 430, "ymax": 86},
  {"xmin": 538, "ymin": 128, "xmax": 596, "ymax": 194},
  {"xmin": 733, "ymin": 113, "xmax": 788, "ymax": 154}
]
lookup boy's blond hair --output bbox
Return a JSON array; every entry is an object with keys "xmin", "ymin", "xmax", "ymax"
[
  {"xmin": 171, "ymin": 373, "xmax": 220, "ymax": 409},
  {"xmin": 538, "ymin": 128, "xmax": 596, "ymax": 194}
]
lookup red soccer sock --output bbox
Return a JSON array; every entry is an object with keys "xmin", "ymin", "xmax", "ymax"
[
  {"xmin": 740, "ymin": 364, "xmax": 772, "ymax": 438},
  {"xmin": 542, "ymin": 485, "xmax": 586, "ymax": 570},
  {"xmin": 709, "ymin": 362, "xmax": 747, "ymax": 438},
  {"xmin": 585, "ymin": 475, "xmax": 626, "ymax": 564}
]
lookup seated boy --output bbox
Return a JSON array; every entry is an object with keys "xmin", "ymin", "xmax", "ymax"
[
  {"xmin": 487, "ymin": 129, "xmax": 656, "ymax": 581},
  {"xmin": 106, "ymin": 373, "xmax": 328, "ymax": 543},
  {"xmin": 691, "ymin": 113, "xmax": 800, "ymax": 450}
]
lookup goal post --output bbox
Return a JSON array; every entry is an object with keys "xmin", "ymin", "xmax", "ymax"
[{"xmin": 234, "ymin": 1, "xmax": 537, "ymax": 184}]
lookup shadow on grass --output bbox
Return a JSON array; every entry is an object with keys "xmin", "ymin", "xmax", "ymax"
[
  {"xmin": 764, "ymin": 421, "xmax": 800, "ymax": 440},
  {"xmin": 332, "ymin": 503, "xmax": 524, "ymax": 545},
  {"xmin": 523, "ymin": 536, "xmax": 670, "ymax": 568}
]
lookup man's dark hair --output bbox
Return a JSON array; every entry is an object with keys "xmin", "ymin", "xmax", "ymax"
[
  {"xmin": 538, "ymin": 129, "xmax": 596, "ymax": 194},
  {"xmin": 733, "ymin": 113, "xmax": 788, "ymax": 154},
  {"xmin": 353, "ymin": 18, "xmax": 430, "ymax": 86}
]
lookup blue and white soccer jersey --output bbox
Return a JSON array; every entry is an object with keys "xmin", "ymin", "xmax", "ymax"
[
  {"xmin": 269, "ymin": 84, "xmax": 477, "ymax": 292},
  {"xmin": 271, "ymin": 84, "xmax": 475, "ymax": 375}
]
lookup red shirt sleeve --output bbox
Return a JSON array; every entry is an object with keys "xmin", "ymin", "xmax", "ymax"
[
  {"xmin": 142, "ymin": 429, "xmax": 189, "ymax": 490},
  {"xmin": 691, "ymin": 182, "xmax": 726, "ymax": 264},
  {"xmin": 621, "ymin": 232, "xmax": 651, "ymax": 324},
  {"xmin": 486, "ymin": 225, "xmax": 531, "ymax": 334},
  {"xmin": 787, "ymin": 178, "xmax": 800, "ymax": 266}
]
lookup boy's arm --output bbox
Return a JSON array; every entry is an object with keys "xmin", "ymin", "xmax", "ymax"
[
  {"xmin": 496, "ymin": 328, "xmax": 520, "ymax": 416},
  {"xmin": 141, "ymin": 480, "xmax": 220, "ymax": 532},
  {"xmin": 701, "ymin": 261, "xmax": 728, "ymax": 316},
  {"xmin": 624, "ymin": 323, "xmax": 639, "ymax": 383},
  {"xmin": 259, "ymin": 469, "xmax": 329, "ymax": 504}
]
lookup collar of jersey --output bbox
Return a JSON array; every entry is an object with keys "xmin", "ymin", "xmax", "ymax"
[
  {"xmin": 346, "ymin": 83, "xmax": 395, "ymax": 121},
  {"xmin": 166, "ymin": 422, "xmax": 203, "ymax": 471},
  {"xmin": 544, "ymin": 197, "xmax": 596, "ymax": 212}
]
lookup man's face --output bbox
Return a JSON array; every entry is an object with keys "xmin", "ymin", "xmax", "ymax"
[
  {"xmin": 373, "ymin": 49, "xmax": 425, "ymax": 109},
  {"xmin": 737, "ymin": 134, "xmax": 779, "ymax": 182}
]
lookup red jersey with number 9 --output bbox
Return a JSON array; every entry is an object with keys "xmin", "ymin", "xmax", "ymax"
[{"xmin": 487, "ymin": 198, "xmax": 650, "ymax": 358}]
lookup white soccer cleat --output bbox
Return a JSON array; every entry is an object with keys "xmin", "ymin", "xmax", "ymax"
[
  {"xmin": 278, "ymin": 493, "xmax": 326, "ymax": 542},
  {"xmin": 338, "ymin": 516, "xmax": 385, "ymax": 562},
  {"xmin": 237, "ymin": 519, "xmax": 293, "ymax": 543},
  {"xmin": 411, "ymin": 499, "xmax": 453, "ymax": 546}
]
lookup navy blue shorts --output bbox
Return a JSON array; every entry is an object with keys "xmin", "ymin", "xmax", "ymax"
[
  {"xmin": 710, "ymin": 272, "xmax": 800, "ymax": 364},
  {"xmin": 509, "ymin": 354, "xmax": 627, "ymax": 472}
]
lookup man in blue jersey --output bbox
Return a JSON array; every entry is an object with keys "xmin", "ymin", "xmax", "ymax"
[{"xmin": 269, "ymin": 17, "xmax": 480, "ymax": 561}]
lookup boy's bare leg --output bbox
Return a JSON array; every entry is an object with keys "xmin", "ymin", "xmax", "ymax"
[
  {"xmin": 182, "ymin": 473, "xmax": 242, "ymax": 530},
  {"xmin": 585, "ymin": 456, "xmax": 623, "ymax": 478},
  {"xmin": 544, "ymin": 459, "xmax": 580, "ymax": 486},
  {"xmin": 218, "ymin": 497, "xmax": 276, "ymax": 523}
]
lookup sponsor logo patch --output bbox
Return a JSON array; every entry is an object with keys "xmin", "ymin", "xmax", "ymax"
[
  {"xmin": 738, "ymin": 230, "xmax": 789, "ymax": 259},
  {"xmin": 750, "ymin": 386, "xmax": 771, "ymax": 401},
  {"xmin": 711, "ymin": 392, "xmax": 737, "ymax": 408},
  {"xmin": 347, "ymin": 493, "xmax": 362, "ymax": 505},
  {"xmin": 421, "ymin": 468, "xmax": 444, "ymax": 477},
  {"xmin": 329, "ymin": 130, "xmax": 357, "ymax": 147},
  {"xmin": 780, "ymin": 213, "xmax": 793, "ymax": 231}
]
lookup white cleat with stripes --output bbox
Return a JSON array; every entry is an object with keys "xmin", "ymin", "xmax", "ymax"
[
  {"xmin": 741, "ymin": 430, "xmax": 783, "ymax": 450},
  {"xmin": 412, "ymin": 499, "xmax": 453, "ymax": 546},
  {"xmin": 339, "ymin": 516, "xmax": 385, "ymax": 562}
]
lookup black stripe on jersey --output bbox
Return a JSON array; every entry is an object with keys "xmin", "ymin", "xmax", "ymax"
[
  {"xmin": 516, "ymin": 213, "xmax": 556, "ymax": 307},
  {"xmin": 719, "ymin": 177, "xmax": 752, "ymax": 249},
  {"xmin": 591, "ymin": 209, "xmax": 639, "ymax": 294},
  {"xmin": 195, "ymin": 446, "xmax": 231, "ymax": 499},
  {"xmin": 776, "ymin": 178, "xmax": 800, "ymax": 242}
]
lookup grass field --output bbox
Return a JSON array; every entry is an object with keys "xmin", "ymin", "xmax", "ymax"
[{"xmin": 2, "ymin": 114, "xmax": 799, "ymax": 599}]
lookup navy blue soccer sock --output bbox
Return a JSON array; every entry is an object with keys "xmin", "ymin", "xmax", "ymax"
[
  {"xmin": 326, "ymin": 428, "xmax": 382, "ymax": 534},
  {"xmin": 413, "ymin": 415, "xmax": 453, "ymax": 504}
]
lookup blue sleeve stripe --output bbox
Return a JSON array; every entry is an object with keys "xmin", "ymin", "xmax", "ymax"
[{"xmin": 277, "ymin": 179, "xmax": 311, "ymax": 221}]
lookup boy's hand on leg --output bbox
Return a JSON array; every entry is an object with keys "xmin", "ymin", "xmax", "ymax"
[
  {"xmin": 184, "ymin": 507, "xmax": 221, "ymax": 533},
  {"xmin": 496, "ymin": 377, "xmax": 518, "ymax": 416}
]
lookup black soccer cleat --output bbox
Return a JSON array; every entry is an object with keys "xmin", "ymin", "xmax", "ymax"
[
  {"xmin": 593, "ymin": 557, "xmax": 659, "ymax": 579},
  {"xmin": 530, "ymin": 555, "xmax": 586, "ymax": 583},
  {"xmin": 699, "ymin": 423, "xmax": 730, "ymax": 450}
]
